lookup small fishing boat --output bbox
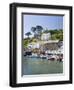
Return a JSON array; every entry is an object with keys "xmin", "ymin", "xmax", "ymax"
[
  {"xmin": 57, "ymin": 54, "xmax": 63, "ymax": 62},
  {"xmin": 47, "ymin": 54, "xmax": 56, "ymax": 61},
  {"xmin": 29, "ymin": 53, "xmax": 40, "ymax": 58},
  {"xmin": 40, "ymin": 54, "xmax": 47, "ymax": 59}
]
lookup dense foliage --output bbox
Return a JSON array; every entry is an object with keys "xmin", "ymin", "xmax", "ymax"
[{"xmin": 43, "ymin": 29, "xmax": 63, "ymax": 40}]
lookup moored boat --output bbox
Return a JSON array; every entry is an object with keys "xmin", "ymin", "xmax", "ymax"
[{"xmin": 40, "ymin": 54, "xmax": 47, "ymax": 59}]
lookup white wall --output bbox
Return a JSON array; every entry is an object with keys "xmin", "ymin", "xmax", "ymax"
[{"xmin": 0, "ymin": 0, "xmax": 74, "ymax": 89}]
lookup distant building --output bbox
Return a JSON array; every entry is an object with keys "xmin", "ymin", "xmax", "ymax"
[
  {"xmin": 41, "ymin": 33, "xmax": 51, "ymax": 41},
  {"xmin": 28, "ymin": 43, "xmax": 40, "ymax": 49},
  {"xmin": 40, "ymin": 40, "xmax": 59, "ymax": 51},
  {"xmin": 28, "ymin": 40, "xmax": 59, "ymax": 50}
]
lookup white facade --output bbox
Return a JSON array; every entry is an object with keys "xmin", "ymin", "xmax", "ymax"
[
  {"xmin": 41, "ymin": 33, "xmax": 51, "ymax": 41},
  {"xmin": 28, "ymin": 43, "xmax": 40, "ymax": 49}
]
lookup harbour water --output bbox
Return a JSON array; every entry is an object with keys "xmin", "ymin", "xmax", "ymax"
[{"xmin": 22, "ymin": 57, "xmax": 63, "ymax": 75}]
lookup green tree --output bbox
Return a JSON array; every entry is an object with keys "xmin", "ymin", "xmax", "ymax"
[
  {"xmin": 25, "ymin": 32, "xmax": 31, "ymax": 38},
  {"xmin": 31, "ymin": 27, "xmax": 36, "ymax": 38},
  {"xmin": 23, "ymin": 39, "xmax": 29, "ymax": 48},
  {"xmin": 44, "ymin": 29, "xmax": 63, "ymax": 40},
  {"xmin": 36, "ymin": 25, "xmax": 43, "ymax": 39}
]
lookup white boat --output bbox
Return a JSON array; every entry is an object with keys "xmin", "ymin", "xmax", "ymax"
[
  {"xmin": 29, "ymin": 53, "xmax": 40, "ymax": 58},
  {"xmin": 40, "ymin": 54, "xmax": 47, "ymax": 59},
  {"xmin": 47, "ymin": 54, "xmax": 56, "ymax": 60}
]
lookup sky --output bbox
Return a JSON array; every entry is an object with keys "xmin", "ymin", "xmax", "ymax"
[{"xmin": 23, "ymin": 14, "xmax": 63, "ymax": 38}]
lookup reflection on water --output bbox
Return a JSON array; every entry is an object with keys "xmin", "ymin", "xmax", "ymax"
[{"xmin": 22, "ymin": 57, "xmax": 63, "ymax": 75}]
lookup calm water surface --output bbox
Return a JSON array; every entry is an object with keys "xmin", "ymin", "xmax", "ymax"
[{"xmin": 22, "ymin": 57, "xmax": 63, "ymax": 75}]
